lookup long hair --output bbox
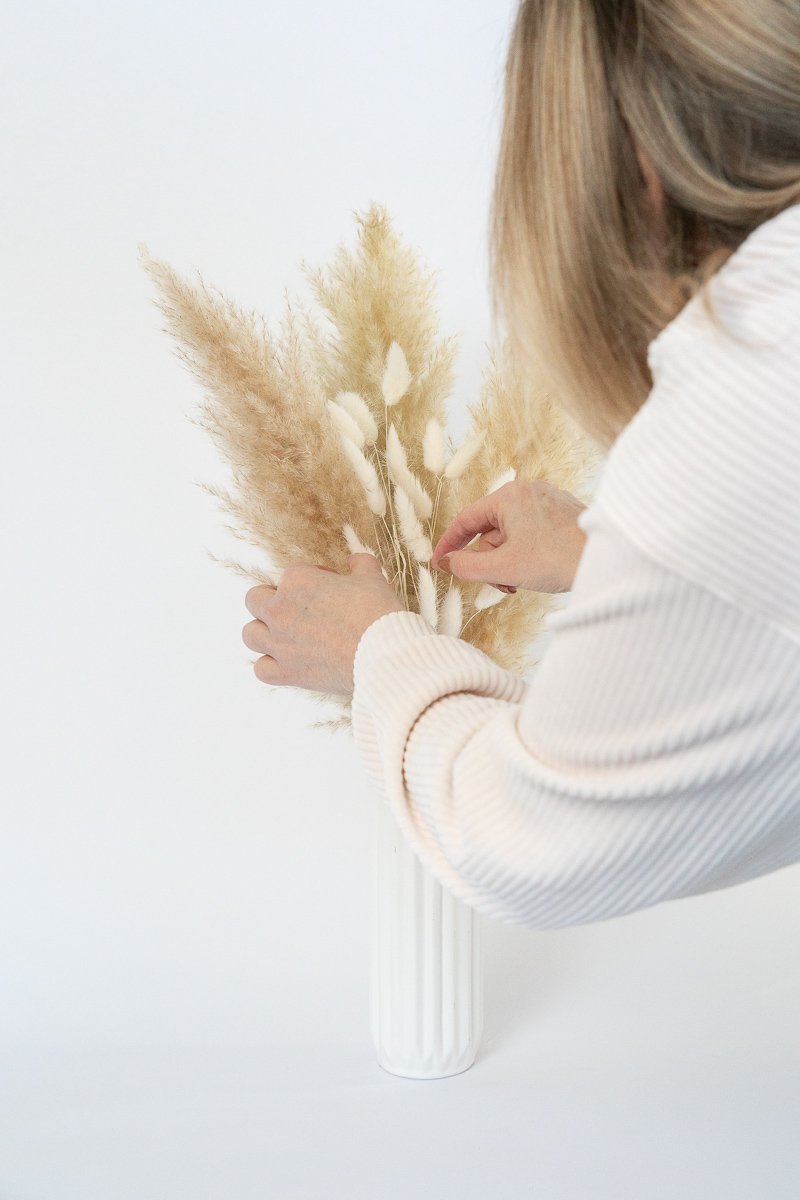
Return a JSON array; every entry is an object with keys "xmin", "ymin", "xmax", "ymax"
[{"xmin": 489, "ymin": 0, "xmax": 800, "ymax": 450}]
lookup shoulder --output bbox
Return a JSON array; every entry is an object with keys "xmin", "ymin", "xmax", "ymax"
[{"xmin": 588, "ymin": 203, "xmax": 800, "ymax": 645}]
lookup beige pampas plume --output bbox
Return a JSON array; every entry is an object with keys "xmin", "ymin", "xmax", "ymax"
[
  {"xmin": 138, "ymin": 201, "xmax": 602, "ymax": 731},
  {"xmin": 135, "ymin": 239, "xmax": 367, "ymax": 583}
]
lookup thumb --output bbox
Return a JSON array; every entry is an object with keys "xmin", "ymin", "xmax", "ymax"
[
  {"xmin": 348, "ymin": 552, "xmax": 383, "ymax": 574},
  {"xmin": 440, "ymin": 544, "xmax": 508, "ymax": 584}
]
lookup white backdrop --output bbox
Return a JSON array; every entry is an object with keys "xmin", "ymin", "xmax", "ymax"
[{"xmin": 2, "ymin": 2, "xmax": 799, "ymax": 1197}]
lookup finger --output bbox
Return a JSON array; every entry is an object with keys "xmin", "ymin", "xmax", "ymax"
[
  {"xmin": 253, "ymin": 654, "xmax": 282, "ymax": 685},
  {"xmin": 242, "ymin": 618, "xmax": 270, "ymax": 653},
  {"xmin": 438, "ymin": 543, "xmax": 511, "ymax": 584},
  {"xmin": 431, "ymin": 495, "xmax": 501, "ymax": 567},
  {"xmin": 245, "ymin": 583, "xmax": 277, "ymax": 618}
]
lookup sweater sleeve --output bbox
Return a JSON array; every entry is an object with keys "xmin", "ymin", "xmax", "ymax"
[{"xmin": 350, "ymin": 499, "xmax": 800, "ymax": 931}]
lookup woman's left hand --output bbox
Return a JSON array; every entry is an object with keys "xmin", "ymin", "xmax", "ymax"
[{"xmin": 243, "ymin": 554, "xmax": 406, "ymax": 697}]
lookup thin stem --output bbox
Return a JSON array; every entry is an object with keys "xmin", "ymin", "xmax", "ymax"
[
  {"xmin": 368, "ymin": 402, "xmax": 426, "ymax": 616},
  {"xmin": 458, "ymin": 606, "xmax": 482, "ymax": 639},
  {"xmin": 382, "ymin": 401, "xmax": 400, "ymax": 563},
  {"xmin": 378, "ymin": 402, "xmax": 420, "ymax": 613},
  {"xmin": 407, "ymin": 553, "xmax": 422, "ymax": 611},
  {"xmin": 379, "ymin": 512, "xmax": 407, "ymax": 606},
  {"xmin": 370, "ymin": 512, "xmax": 391, "ymax": 573},
  {"xmin": 367, "ymin": 434, "xmax": 403, "ymax": 598},
  {"xmin": 427, "ymin": 473, "xmax": 445, "ymax": 543}
]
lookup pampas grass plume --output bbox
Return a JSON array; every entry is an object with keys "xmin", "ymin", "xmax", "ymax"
[{"xmin": 139, "ymin": 201, "xmax": 603, "ymax": 731}]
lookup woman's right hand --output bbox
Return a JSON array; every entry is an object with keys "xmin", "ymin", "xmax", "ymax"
[{"xmin": 429, "ymin": 480, "xmax": 589, "ymax": 595}]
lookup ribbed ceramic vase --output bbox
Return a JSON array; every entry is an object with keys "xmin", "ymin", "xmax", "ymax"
[{"xmin": 370, "ymin": 795, "xmax": 483, "ymax": 1079}]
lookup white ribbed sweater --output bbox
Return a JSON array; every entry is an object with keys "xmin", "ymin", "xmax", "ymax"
[{"xmin": 351, "ymin": 202, "xmax": 800, "ymax": 931}]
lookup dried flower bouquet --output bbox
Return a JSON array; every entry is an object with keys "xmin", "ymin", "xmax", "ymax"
[{"xmin": 138, "ymin": 202, "xmax": 602, "ymax": 732}]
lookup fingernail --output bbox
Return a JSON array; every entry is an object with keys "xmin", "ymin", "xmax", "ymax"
[{"xmin": 437, "ymin": 555, "xmax": 451, "ymax": 572}]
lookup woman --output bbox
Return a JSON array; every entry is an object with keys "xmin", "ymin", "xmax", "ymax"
[{"xmin": 242, "ymin": 0, "xmax": 800, "ymax": 928}]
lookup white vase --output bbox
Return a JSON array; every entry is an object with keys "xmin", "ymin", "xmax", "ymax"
[{"xmin": 370, "ymin": 795, "xmax": 483, "ymax": 1079}]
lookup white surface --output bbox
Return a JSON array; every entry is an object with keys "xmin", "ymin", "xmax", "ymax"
[
  {"xmin": 1, "ymin": 1, "xmax": 798, "ymax": 1196},
  {"xmin": 2, "ymin": 877, "xmax": 799, "ymax": 1199}
]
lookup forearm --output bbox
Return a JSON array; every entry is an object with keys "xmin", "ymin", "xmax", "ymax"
[{"xmin": 351, "ymin": 520, "xmax": 800, "ymax": 931}]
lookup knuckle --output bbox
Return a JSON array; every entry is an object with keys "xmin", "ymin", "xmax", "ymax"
[
  {"xmin": 283, "ymin": 563, "xmax": 309, "ymax": 580},
  {"xmin": 245, "ymin": 583, "xmax": 273, "ymax": 616},
  {"xmin": 242, "ymin": 619, "xmax": 263, "ymax": 650},
  {"xmin": 253, "ymin": 655, "xmax": 274, "ymax": 683}
]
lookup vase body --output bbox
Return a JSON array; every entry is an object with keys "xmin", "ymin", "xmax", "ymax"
[{"xmin": 370, "ymin": 796, "xmax": 483, "ymax": 1079}]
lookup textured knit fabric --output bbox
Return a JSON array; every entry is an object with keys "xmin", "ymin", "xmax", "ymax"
[{"xmin": 350, "ymin": 202, "xmax": 800, "ymax": 931}]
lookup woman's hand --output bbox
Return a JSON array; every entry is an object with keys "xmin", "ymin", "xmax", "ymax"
[
  {"xmin": 242, "ymin": 554, "xmax": 406, "ymax": 697},
  {"xmin": 430, "ymin": 480, "xmax": 588, "ymax": 595}
]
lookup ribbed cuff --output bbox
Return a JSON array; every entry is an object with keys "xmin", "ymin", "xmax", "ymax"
[
  {"xmin": 353, "ymin": 609, "xmax": 436, "ymax": 671},
  {"xmin": 350, "ymin": 609, "xmax": 529, "ymax": 907}
]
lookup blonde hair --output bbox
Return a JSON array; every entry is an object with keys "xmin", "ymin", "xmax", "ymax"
[{"xmin": 489, "ymin": 0, "xmax": 800, "ymax": 451}]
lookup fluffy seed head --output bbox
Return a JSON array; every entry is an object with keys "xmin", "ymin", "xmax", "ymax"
[
  {"xmin": 393, "ymin": 483, "xmax": 433, "ymax": 561},
  {"xmin": 416, "ymin": 564, "xmax": 438, "ymax": 630},
  {"xmin": 444, "ymin": 430, "xmax": 485, "ymax": 480},
  {"xmin": 327, "ymin": 398, "xmax": 365, "ymax": 448},
  {"xmin": 381, "ymin": 341, "xmax": 413, "ymax": 406},
  {"xmin": 487, "ymin": 465, "xmax": 517, "ymax": 493},
  {"xmin": 334, "ymin": 391, "xmax": 379, "ymax": 444},
  {"xmin": 342, "ymin": 524, "xmax": 389, "ymax": 580},
  {"xmin": 439, "ymin": 582, "xmax": 463, "ymax": 637},
  {"xmin": 473, "ymin": 583, "xmax": 509, "ymax": 611},
  {"xmin": 387, "ymin": 423, "xmax": 433, "ymax": 520},
  {"xmin": 342, "ymin": 522, "xmax": 374, "ymax": 556},
  {"xmin": 422, "ymin": 416, "xmax": 446, "ymax": 474},
  {"xmin": 339, "ymin": 434, "xmax": 386, "ymax": 516},
  {"xmin": 385, "ymin": 423, "xmax": 409, "ymax": 486}
]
